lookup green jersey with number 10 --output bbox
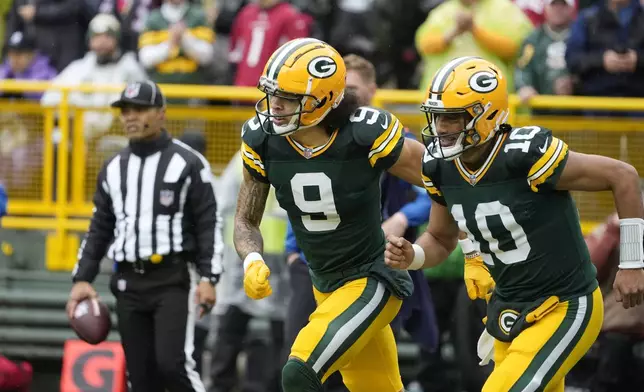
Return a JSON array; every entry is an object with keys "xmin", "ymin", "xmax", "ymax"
[
  {"xmin": 240, "ymin": 107, "xmax": 413, "ymax": 298},
  {"xmin": 423, "ymin": 126, "xmax": 598, "ymax": 302}
]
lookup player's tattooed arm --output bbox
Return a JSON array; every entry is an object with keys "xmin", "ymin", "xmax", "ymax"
[{"xmin": 234, "ymin": 168, "xmax": 270, "ymax": 261}]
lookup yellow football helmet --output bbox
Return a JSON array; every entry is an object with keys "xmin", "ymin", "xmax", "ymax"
[
  {"xmin": 420, "ymin": 56, "xmax": 509, "ymax": 160},
  {"xmin": 255, "ymin": 38, "xmax": 346, "ymax": 136}
]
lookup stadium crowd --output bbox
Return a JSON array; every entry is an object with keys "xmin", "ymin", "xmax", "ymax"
[
  {"xmin": 0, "ymin": 0, "xmax": 642, "ymax": 102},
  {"xmin": 1, "ymin": 0, "xmax": 644, "ymax": 391}
]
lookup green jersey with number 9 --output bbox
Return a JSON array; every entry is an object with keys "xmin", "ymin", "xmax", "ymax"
[
  {"xmin": 423, "ymin": 126, "xmax": 598, "ymax": 302},
  {"xmin": 240, "ymin": 107, "xmax": 414, "ymax": 298}
]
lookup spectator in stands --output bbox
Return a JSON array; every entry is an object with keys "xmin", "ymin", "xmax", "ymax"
[
  {"xmin": 98, "ymin": 0, "xmax": 154, "ymax": 53},
  {"xmin": 0, "ymin": 31, "xmax": 56, "ymax": 101},
  {"xmin": 229, "ymin": 0, "xmax": 311, "ymax": 87},
  {"xmin": 565, "ymin": 0, "xmax": 644, "ymax": 99},
  {"xmin": 138, "ymin": 0, "xmax": 215, "ymax": 99},
  {"xmin": 0, "ymin": 183, "xmax": 7, "ymax": 218},
  {"xmin": 515, "ymin": 0, "xmax": 576, "ymax": 105},
  {"xmin": 41, "ymin": 13, "xmax": 147, "ymax": 141},
  {"xmin": 5, "ymin": 0, "xmax": 99, "ymax": 72},
  {"xmin": 209, "ymin": 149, "xmax": 286, "ymax": 392},
  {"xmin": 513, "ymin": 0, "xmax": 579, "ymax": 26},
  {"xmin": 0, "ymin": 112, "xmax": 41, "ymax": 192},
  {"xmin": 415, "ymin": 0, "xmax": 534, "ymax": 92}
]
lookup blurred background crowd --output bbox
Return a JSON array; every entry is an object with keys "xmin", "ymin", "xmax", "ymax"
[
  {"xmin": 0, "ymin": 0, "xmax": 642, "ymax": 187},
  {"xmin": 0, "ymin": 0, "xmax": 642, "ymax": 105},
  {"xmin": 1, "ymin": 0, "xmax": 644, "ymax": 391}
]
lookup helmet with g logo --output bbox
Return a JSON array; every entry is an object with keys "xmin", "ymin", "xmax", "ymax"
[
  {"xmin": 420, "ymin": 57, "xmax": 509, "ymax": 160},
  {"xmin": 255, "ymin": 38, "xmax": 346, "ymax": 136}
]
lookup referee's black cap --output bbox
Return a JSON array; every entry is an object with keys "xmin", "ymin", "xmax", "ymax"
[{"xmin": 111, "ymin": 80, "xmax": 166, "ymax": 108}]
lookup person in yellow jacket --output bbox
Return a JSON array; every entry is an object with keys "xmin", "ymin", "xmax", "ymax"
[{"xmin": 415, "ymin": 0, "xmax": 533, "ymax": 91}]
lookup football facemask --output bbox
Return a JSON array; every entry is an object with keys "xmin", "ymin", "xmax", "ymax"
[{"xmin": 421, "ymin": 102, "xmax": 493, "ymax": 161}]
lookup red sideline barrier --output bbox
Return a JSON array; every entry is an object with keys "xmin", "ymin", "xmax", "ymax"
[{"xmin": 60, "ymin": 340, "xmax": 126, "ymax": 392}]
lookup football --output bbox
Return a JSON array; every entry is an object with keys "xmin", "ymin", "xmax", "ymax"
[{"xmin": 69, "ymin": 298, "xmax": 112, "ymax": 345}]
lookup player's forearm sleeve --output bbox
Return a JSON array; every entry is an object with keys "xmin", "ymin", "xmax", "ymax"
[
  {"xmin": 400, "ymin": 186, "xmax": 432, "ymax": 227},
  {"xmin": 190, "ymin": 163, "xmax": 224, "ymax": 285},
  {"xmin": 472, "ymin": 24, "xmax": 519, "ymax": 61},
  {"xmin": 73, "ymin": 171, "xmax": 116, "ymax": 283}
]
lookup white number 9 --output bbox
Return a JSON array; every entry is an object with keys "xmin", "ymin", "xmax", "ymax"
[{"xmin": 290, "ymin": 172, "xmax": 341, "ymax": 232}]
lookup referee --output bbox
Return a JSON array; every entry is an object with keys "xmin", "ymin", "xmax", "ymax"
[{"xmin": 66, "ymin": 80, "xmax": 222, "ymax": 392}]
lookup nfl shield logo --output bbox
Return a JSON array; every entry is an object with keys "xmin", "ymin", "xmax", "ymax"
[
  {"xmin": 160, "ymin": 190, "xmax": 174, "ymax": 207},
  {"xmin": 124, "ymin": 83, "xmax": 141, "ymax": 98},
  {"xmin": 303, "ymin": 148, "xmax": 313, "ymax": 159}
]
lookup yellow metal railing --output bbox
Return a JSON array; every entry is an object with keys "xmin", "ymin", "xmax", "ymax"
[{"xmin": 0, "ymin": 80, "xmax": 642, "ymax": 270}]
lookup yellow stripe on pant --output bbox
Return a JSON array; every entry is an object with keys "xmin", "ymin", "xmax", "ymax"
[
  {"xmin": 483, "ymin": 287, "xmax": 603, "ymax": 392},
  {"xmin": 289, "ymin": 277, "xmax": 404, "ymax": 392}
]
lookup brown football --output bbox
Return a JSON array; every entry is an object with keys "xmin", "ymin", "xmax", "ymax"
[{"xmin": 69, "ymin": 298, "xmax": 112, "ymax": 345}]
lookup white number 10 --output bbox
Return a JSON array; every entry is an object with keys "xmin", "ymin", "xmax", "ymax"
[
  {"xmin": 451, "ymin": 201, "xmax": 531, "ymax": 266},
  {"xmin": 290, "ymin": 172, "xmax": 341, "ymax": 232}
]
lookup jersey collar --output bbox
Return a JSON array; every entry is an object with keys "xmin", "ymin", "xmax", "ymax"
[
  {"xmin": 454, "ymin": 132, "xmax": 507, "ymax": 186},
  {"xmin": 286, "ymin": 129, "xmax": 339, "ymax": 159}
]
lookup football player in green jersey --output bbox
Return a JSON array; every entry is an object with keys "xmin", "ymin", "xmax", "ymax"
[
  {"xmin": 233, "ymin": 38, "xmax": 427, "ymax": 392},
  {"xmin": 385, "ymin": 56, "xmax": 644, "ymax": 392}
]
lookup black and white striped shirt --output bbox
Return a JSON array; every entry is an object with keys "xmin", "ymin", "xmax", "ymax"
[{"xmin": 72, "ymin": 130, "xmax": 223, "ymax": 284}]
